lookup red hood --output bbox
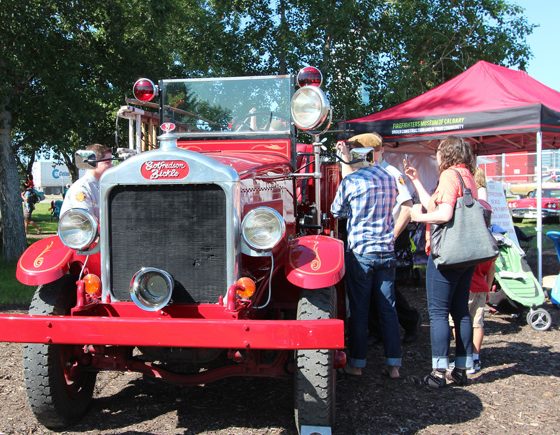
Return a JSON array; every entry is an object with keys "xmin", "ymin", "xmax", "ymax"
[
  {"xmin": 203, "ymin": 152, "xmax": 290, "ymax": 178},
  {"xmin": 514, "ymin": 197, "xmax": 560, "ymax": 207},
  {"xmin": 178, "ymin": 138, "xmax": 292, "ymax": 178}
]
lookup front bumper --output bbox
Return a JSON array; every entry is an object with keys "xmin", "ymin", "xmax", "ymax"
[
  {"xmin": 0, "ymin": 314, "xmax": 344, "ymax": 350},
  {"xmin": 511, "ymin": 208, "xmax": 560, "ymax": 219}
]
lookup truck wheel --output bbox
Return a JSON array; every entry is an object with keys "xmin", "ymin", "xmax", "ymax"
[
  {"xmin": 23, "ymin": 275, "xmax": 97, "ymax": 429},
  {"xmin": 294, "ymin": 287, "xmax": 336, "ymax": 432}
]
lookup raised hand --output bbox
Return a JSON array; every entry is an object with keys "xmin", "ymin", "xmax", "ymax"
[{"xmin": 403, "ymin": 160, "xmax": 418, "ymax": 181}]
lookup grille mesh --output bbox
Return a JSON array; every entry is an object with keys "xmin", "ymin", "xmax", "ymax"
[{"xmin": 108, "ymin": 184, "xmax": 227, "ymax": 303}]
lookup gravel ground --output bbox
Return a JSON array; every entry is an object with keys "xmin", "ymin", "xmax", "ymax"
[{"xmin": 0, "ymin": 257, "xmax": 559, "ymax": 434}]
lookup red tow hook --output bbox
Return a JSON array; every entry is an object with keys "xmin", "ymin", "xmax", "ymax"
[
  {"xmin": 76, "ymin": 279, "xmax": 86, "ymax": 308},
  {"xmin": 225, "ymin": 283, "xmax": 238, "ymax": 312}
]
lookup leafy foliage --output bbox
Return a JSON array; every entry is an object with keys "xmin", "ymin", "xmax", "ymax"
[
  {"xmin": 205, "ymin": 0, "xmax": 534, "ymax": 125},
  {"xmin": 370, "ymin": 0, "xmax": 535, "ymax": 108},
  {"xmin": 3, "ymin": 0, "xmax": 534, "ymax": 159}
]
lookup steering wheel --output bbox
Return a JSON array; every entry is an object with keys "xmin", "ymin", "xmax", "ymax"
[{"xmin": 234, "ymin": 110, "xmax": 274, "ymax": 132}]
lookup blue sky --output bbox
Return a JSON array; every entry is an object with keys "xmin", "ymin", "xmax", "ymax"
[{"xmin": 513, "ymin": 0, "xmax": 559, "ymax": 91}]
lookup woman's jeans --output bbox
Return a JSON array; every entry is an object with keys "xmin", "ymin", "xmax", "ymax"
[
  {"xmin": 426, "ymin": 255, "xmax": 475, "ymax": 370},
  {"xmin": 345, "ymin": 250, "xmax": 402, "ymax": 368}
]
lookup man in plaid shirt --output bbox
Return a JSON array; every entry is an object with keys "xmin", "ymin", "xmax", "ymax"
[{"xmin": 331, "ymin": 136, "xmax": 402, "ymax": 378}]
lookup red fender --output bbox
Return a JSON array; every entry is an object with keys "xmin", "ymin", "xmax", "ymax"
[
  {"xmin": 16, "ymin": 236, "xmax": 100, "ymax": 286},
  {"xmin": 285, "ymin": 235, "xmax": 345, "ymax": 289}
]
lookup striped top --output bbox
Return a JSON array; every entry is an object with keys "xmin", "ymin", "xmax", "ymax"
[{"xmin": 331, "ymin": 165, "xmax": 397, "ymax": 254}]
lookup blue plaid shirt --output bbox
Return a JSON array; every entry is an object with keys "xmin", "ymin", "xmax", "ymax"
[{"xmin": 331, "ymin": 165, "xmax": 397, "ymax": 254}]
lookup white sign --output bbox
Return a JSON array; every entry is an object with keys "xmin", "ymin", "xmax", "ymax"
[{"xmin": 486, "ymin": 180, "xmax": 520, "ymax": 247}]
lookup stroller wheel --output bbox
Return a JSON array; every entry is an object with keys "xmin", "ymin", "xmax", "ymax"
[{"xmin": 526, "ymin": 308, "xmax": 552, "ymax": 331}]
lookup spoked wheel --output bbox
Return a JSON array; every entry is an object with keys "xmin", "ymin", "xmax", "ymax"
[
  {"xmin": 294, "ymin": 287, "xmax": 337, "ymax": 433},
  {"xmin": 23, "ymin": 275, "xmax": 97, "ymax": 429},
  {"xmin": 526, "ymin": 307, "xmax": 552, "ymax": 331}
]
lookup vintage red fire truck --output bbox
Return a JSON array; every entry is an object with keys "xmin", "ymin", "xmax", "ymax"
[{"xmin": 1, "ymin": 68, "xmax": 348, "ymax": 433}]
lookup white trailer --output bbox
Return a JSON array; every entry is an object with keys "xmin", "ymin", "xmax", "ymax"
[{"xmin": 31, "ymin": 161, "xmax": 83, "ymax": 195}]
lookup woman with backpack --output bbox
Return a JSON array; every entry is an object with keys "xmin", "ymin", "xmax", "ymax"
[{"xmin": 21, "ymin": 185, "xmax": 41, "ymax": 235}]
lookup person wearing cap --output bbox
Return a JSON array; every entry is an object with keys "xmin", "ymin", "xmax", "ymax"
[
  {"xmin": 60, "ymin": 143, "xmax": 113, "ymax": 221},
  {"xmin": 331, "ymin": 138, "xmax": 401, "ymax": 378},
  {"xmin": 338, "ymin": 133, "xmax": 421, "ymax": 344}
]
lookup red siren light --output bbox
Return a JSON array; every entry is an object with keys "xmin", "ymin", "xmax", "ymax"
[
  {"xmin": 133, "ymin": 78, "xmax": 158, "ymax": 102},
  {"xmin": 297, "ymin": 66, "xmax": 323, "ymax": 87}
]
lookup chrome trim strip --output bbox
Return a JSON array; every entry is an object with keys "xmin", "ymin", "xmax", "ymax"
[
  {"xmin": 172, "ymin": 131, "xmax": 291, "ymax": 138},
  {"xmin": 162, "ymin": 75, "xmax": 291, "ymax": 84}
]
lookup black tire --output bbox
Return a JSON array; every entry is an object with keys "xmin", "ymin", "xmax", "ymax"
[
  {"xmin": 23, "ymin": 275, "xmax": 97, "ymax": 429},
  {"xmin": 294, "ymin": 287, "xmax": 337, "ymax": 432}
]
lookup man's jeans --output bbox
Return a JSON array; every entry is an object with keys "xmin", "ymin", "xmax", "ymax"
[
  {"xmin": 345, "ymin": 250, "xmax": 402, "ymax": 368},
  {"xmin": 426, "ymin": 255, "xmax": 474, "ymax": 370}
]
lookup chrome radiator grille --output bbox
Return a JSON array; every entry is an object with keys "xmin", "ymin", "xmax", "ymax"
[{"xmin": 108, "ymin": 184, "xmax": 227, "ymax": 303}]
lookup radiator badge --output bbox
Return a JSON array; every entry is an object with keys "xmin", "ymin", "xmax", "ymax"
[{"xmin": 141, "ymin": 160, "xmax": 189, "ymax": 180}]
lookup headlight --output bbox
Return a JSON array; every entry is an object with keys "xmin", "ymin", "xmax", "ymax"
[
  {"xmin": 242, "ymin": 207, "xmax": 286, "ymax": 251},
  {"xmin": 58, "ymin": 209, "xmax": 98, "ymax": 250},
  {"xmin": 130, "ymin": 267, "xmax": 174, "ymax": 311},
  {"xmin": 290, "ymin": 86, "xmax": 330, "ymax": 130}
]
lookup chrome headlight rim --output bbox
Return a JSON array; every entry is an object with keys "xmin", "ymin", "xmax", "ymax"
[
  {"xmin": 130, "ymin": 267, "xmax": 174, "ymax": 312},
  {"xmin": 57, "ymin": 208, "xmax": 98, "ymax": 250},
  {"xmin": 242, "ymin": 206, "xmax": 286, "ymax": 252},
  {"xmin": 290, "ymin": 86, "xmax": 330, "ymax": 131}
]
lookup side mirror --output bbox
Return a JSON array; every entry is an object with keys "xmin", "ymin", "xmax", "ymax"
[
  {"xmin": 350, "ymin": 147, "xmax": 374, "ymax": 163},
  {"xmin": 75, "ymin": 150, "xmax": 97, "ymax": 169}
]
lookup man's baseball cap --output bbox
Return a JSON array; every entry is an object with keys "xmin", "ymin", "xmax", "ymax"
[{"xmin": 347, "ymin": 133, "xmax": 382, "ymax": 149}]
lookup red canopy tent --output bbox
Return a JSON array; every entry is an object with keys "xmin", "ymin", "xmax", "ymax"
[
  {"xmin": 346, "ymin": 60, "xmax": 560, "ymax": 282},
  {"xmin": 346, "ymin": 60, "xmax": 560, "ymax": 155}
]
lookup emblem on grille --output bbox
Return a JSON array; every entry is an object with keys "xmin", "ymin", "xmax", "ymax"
[{"xmin": 141, "ymin": 160, "xmax": 189, "ymax": 180}]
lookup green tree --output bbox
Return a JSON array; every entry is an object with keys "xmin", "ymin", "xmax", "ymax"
[
  {"xmin": 369, "ymin": 0, "xmax": 535, "ymax": 108},
  {"xmin": 0, "ymin": 0, "xmax": 228, "ymax": 260},
  {"xmin": 208, "ymin": 0, "xmax": 533, "ymax": 121}
]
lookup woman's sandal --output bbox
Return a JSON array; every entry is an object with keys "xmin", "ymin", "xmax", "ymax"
[
  {"xmin": 406, "ymin": 370, "xmax": 446, "ymax": 388},
  {"xmin": 446, "ymin": 367, "xmax": 469, "ymax": 386}
]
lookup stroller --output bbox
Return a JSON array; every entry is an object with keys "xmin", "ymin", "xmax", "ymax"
[{"xmin": 488, "ymin": 232, "xmax": 552, "ymax": 331}]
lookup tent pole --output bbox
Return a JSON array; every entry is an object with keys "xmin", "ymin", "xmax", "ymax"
[{"xmin": 536, "ymin": 131, "xmax": 543, "ymax": 285}]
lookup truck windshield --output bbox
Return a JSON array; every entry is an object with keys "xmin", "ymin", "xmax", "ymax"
[{"xmin": 161, "ymin": 75, "xmax": 292, "ymax": 137}]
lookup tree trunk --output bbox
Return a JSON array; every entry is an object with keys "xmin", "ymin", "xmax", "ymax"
[
  {"xmin": 0, "ymin": 96, "xmax": 27, "ymax": 261},
  {"xmin": 25, "ymin": 150, "xmax": 36, "ymax": 175},
  {"xmin": 61, "ymin": 152, "xmax": 79, "ymax": 182},
  {"xmin": 277, "ymin": 0, "xmax": 287, "ymax": 75}
]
